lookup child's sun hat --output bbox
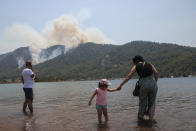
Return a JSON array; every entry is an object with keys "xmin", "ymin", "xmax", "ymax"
[{"xmin": 98, "ymin": 79, "xmax": 111, "ymax": 87}]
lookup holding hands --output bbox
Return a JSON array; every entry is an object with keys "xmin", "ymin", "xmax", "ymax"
[
  {"xmin": 88, "ymin": 101, "xmax": 92, "ymax": 106},
  {"xmin": 117, "ymin": 86, "xmax": 122, "ymax": 90}
]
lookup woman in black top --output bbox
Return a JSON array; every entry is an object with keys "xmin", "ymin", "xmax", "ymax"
[{"xmin": 117, "ymin": 55, "xmax": 158, "ymax": 121}]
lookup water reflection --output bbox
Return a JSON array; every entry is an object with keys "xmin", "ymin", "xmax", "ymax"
[
  {"xmin": 22, "ymin": 112, "xmax": 34, "ymax": 131},
  {"xmin": 96, "ymin": 122, "xmax": 110, "ymax": 131},
  {"xmin": 136, "ymin": 120, "xmax": 158, "ymax": 131}
]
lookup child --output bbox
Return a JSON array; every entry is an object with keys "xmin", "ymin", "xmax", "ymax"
[{"xmin": 88, "ymin": 79, "xmax": 118, "ymax": 124}]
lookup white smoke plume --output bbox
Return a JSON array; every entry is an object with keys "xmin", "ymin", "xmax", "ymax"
[
  {"xmin": 38, "ymin": 46, "xmax": 65, "ymax": 63},
  {"xmin": 2, "ymin": 13, "xmax": 114, "ymax": 64},
  {"xmin": 85, "ymin": 28, "xmax": 114, "ymax": 44},
  {"xmin": 42, "ymin": 15, "xmax": 88, "ymax": 48},
  {"xmin": 4, "ymin": 24, "xmax": 46, "ymax": 64},
  {"xmin": 16, "ymin": 57, "xmax": 25, "ymax": 68}
]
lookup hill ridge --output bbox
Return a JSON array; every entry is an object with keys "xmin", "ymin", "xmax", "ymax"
[{"xmin": 0, "ymin": 41, "xmax": 196, "ymax": 83}]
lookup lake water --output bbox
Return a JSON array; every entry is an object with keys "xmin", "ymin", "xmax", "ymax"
[{"xmin": 0, "ymin": 77, "xmax": 196, "ymax": 131}]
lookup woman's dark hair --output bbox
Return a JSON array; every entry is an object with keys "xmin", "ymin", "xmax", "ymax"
[{"xmin": 132, "ymin": 55, "xmax": 144, "ymax": 64}]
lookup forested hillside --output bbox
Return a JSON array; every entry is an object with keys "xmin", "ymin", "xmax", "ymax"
[
  {"xmin": 35, "ymin": 41, "xmax": 196, "ymax": 81},
  {"xmin": 0, "ymin": 41, "xmax": 196, "ymax": 83}
]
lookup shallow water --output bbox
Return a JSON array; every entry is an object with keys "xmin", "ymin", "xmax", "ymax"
[{"xmin": 0, "ymin": 77, "xmax": 196, "ymax": 131}]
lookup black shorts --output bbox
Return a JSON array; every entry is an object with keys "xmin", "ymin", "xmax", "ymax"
[{"xmin": 23, "ymin": 88, "xmax": 33, "ymax": 100}]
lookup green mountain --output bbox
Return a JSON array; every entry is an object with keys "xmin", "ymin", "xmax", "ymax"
[
  {"xmin": 0, "ymin": 47, "xmax": 31, "ymax": 81},
  {"xmin": 34, "ymin": 43, "xmax": 117, "ymax": 81},
  {"xmin": 0, "ymin": 45, "xmax": 65, "ymax": 82},
  {"xmin": 35, "ymin": 41, "xmax": 196, "ymax": 81},
  {"xmin": 0, "ymin": 41, "xmax": 196, "ymax": 83}
]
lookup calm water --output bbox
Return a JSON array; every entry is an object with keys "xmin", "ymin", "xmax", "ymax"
[{"xmin": 0, "ymin": 77, "xmax": 196, "ymax": 131}]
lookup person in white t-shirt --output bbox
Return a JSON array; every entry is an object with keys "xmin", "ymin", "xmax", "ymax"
[{"xmin": 21, "ymin": 61, "xmax": 36, "ymax": 114}]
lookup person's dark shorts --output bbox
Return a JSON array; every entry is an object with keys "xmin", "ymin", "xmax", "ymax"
[{"xmin": 23, "ymin": 88, "xmax": 33, "ymax": 100}]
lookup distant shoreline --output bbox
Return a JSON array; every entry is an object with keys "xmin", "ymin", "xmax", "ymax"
[{"xmin": 0, "ymin": 76, "xmax": 195, "ymax": 84}]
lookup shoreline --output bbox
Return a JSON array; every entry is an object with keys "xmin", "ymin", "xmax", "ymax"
[{"xmin": 0, "ymin": 76, "xmax": 195, "ymax": 84}]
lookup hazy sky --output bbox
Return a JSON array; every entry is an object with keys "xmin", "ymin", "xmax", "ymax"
[{"xmin": 0, "ymin": 0, "xmax": 196, "ymax": 54}]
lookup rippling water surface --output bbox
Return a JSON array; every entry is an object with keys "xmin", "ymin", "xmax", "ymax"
[{"xmin": 0, "ymin": 77, "xmax": 196, "ymax": 131}]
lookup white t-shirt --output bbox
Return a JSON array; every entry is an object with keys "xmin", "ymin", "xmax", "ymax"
[{"xmin": 22, "ymin": 68, "xmax": 34, "ymax": 88}]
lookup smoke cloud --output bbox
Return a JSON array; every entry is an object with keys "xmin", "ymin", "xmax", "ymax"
[
  {"xmin": 2, "ymin": 13, "xmax": 114, "ymax": 64},
  {"xmin": 42, "ymin": 15, "xmax": 88, "ymax": 48},
  {"xmin": 16, "ymin": 57, "xmax": 25, "ymax": 69}
]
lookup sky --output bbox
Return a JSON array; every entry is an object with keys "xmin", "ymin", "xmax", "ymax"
[{"xmin": 0, "ymin": 0, "xmax": 196, "ymax": 54}]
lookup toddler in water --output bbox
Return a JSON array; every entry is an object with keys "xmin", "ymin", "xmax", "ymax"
[{"xmin": 88, "ymin": 79, "xmax": 119, "ymax": 124}]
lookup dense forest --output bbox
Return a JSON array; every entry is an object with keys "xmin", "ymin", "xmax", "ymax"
[{"xmin": 0, "ymin": 41, "xmax": 196, "ymax": 83}]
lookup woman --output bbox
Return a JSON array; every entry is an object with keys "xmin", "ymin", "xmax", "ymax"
[{"xmin": 117, "ymin": 55, "xmax": 158, "ymax": 121}]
